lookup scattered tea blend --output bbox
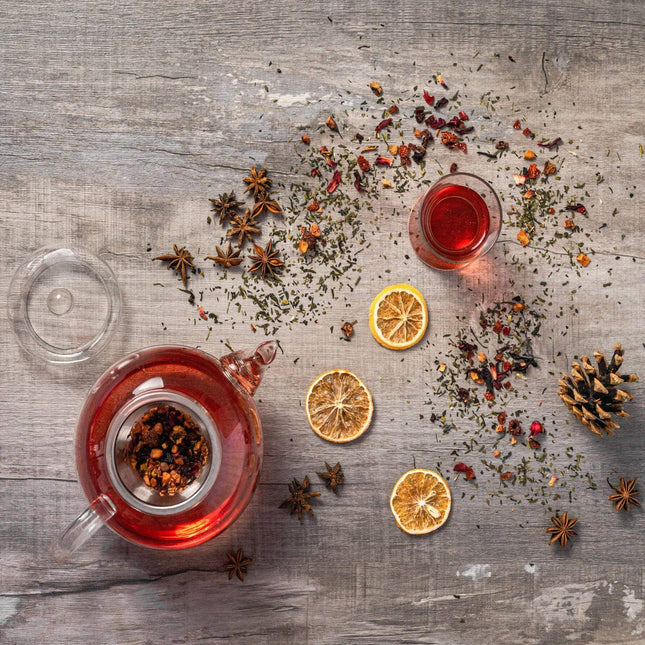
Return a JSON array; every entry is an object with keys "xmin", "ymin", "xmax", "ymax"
[{"xmin": 125, "ymin": 404, "xmax": 209, "ymax": 497}]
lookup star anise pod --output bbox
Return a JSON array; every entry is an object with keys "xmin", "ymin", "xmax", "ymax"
[
  {"xmin": 248, "ymin": 241, "xmax": 284, "ymax": 279},
  {"xmin": 206, "ymin": 243, "xmax": 242, "ymax": 269},
  {"xmin": 608, "ymin": 477, "xmax": 641, "ymax": 512},
  {"xmin": 546, "ymin": 511, "xmax": 577, "ymax": 548},
  {"xmin": 208, "ymin": 191, "xmax": 242, "ymax": 225},
  {"xmin": 227, "ymin": 209, "xmax": 260, "ymax": 247},
  {"xmin": 317, "ymin": 461, "xmax": 344, "ymax": 494},
  {"xmin": 223, "ymin": 548, "xmax": 252, "ymax": 582},
  {"xmin": 154, "ymin": 244, "xmax": 194, "ymax": 287},
  {"xmin": 243, "ymin": 166, "xmax": 272, "ymax": 199},
  {"xmin": 279, "ymin": 475, "xmax": 320, "ymax": 521},
  {"xmin": 251, "ymin": 194, "xmax": 282, "ymax": 219}
]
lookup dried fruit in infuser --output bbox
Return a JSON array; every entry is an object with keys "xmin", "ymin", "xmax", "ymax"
[
  {"xmin": 608, "ymin": 477, "xmax": 641, "ymax": 512},
  {"xmin": 279, "ymin": 476, "xmax": 321, "ymax": 520},
  {"xmin": 154, "ymin": 245, "xmax": 195, "ymax": 287},
  {"xmin": 558, "ymin": 344, "xmax": 638, "ymax": 436},
  {"xmin": 206, "ymin": 243, "xmax": 243, "ymax": 268},
  {"xmin": 546, "ymin": 511, "xmax": 577, "ymax": 548},
  {"xmin": 208, "ymin": 192, "xmax": 243, "ymax": 224},
  {"xmin": 317, "ymin": 461, "xmax": 345, "ymax": 494},
  {"xmin": 243, "ymin": 166, "xmax": 272, "ymax": 198},
  {"xmin": 124, "ymin": 404, "xmax": 208, "ymax": 497},
  {"xmin": 248, "ymin": 240, "xmax": 285, "ymax": 279},
  {"xmin": 369, "ymin": 284, "xmax": 428, "ymax": 350},
  {"xmin": 390, "ymin": 469, "xmax": 451, "ymax": 535},
  {"xmin": 305, "ymin": 369, "xmax": 373, "ymax": 443}
]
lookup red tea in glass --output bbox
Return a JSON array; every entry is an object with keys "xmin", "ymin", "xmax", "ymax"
[{"xmin": 409, "ymin": 173, "xmax": 501, "ymax": 270}]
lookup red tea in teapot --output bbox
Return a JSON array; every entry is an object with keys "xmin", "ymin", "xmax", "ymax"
[{"xmin": 75, "ymin": 345, "xmax": 270, "ymax": 550}]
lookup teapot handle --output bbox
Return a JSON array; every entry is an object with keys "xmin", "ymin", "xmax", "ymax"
[{"xmin": 51, "ymin": 494, "xmax": 116, "ymax": 563}]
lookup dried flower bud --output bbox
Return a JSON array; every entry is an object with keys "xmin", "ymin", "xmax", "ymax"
[{"xmin": 325, "ymin": 116, "xmax": 338, "ymax": 132}]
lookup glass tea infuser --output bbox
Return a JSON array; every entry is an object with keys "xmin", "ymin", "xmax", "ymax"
[{"xmin": 8, "ymin": 246, "xmax": 278, "ymax": 559}]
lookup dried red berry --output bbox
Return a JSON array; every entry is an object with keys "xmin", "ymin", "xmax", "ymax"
[
  {"xmin": 529, "ymin": 421, "xmax": 544, "ymax": 436},
  {"xmin": 357, "ymin": 155, "xmax": 370, "ymax": 171}
]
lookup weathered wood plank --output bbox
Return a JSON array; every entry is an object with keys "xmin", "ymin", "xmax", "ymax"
[{"xmin": 1, "ymin": 1, "xmax": 643, "ymax": 643}]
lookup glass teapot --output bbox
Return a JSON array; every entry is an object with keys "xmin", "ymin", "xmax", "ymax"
[{"xmin": 54, "ymin": 341, "xmax": 277, "ymax": 560}]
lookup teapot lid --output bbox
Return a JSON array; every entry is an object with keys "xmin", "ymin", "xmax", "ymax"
[{"xmin": 8, "ymin": 246, "xmax": 121, "ymax": 364}]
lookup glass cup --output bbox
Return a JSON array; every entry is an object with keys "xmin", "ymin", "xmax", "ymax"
[{"xmin": 408, "ymin": 172, "xmax": 502, "ymax": 271}]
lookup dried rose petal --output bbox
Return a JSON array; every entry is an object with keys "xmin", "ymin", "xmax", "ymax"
[
  {"xmin": 501, "ymin": 472, "xmax": 514, "ymax": 481},
  {"xmin": 353, "ymin": 170, "xmax": 366, "ymax": 193},
  {"xmin": 566, "ymin": 203, "xmax": 587, "ymax": 215},
  {"xmin": 435, "ymin": 97, "xmax": 449, "ymax": 110},
  {"xmin": 423, "ymin": 91, "xmax": 434, "ymax": 106},
  {"xmin": 465, "ymin": 467, "xmax": 476, "ymax": 480},
  {"xmin": 326, "ymin": 170, "xmax": 342, "ymax": 194},
  {"xmin": 513, "ymin": 119, "xmax": 522, "ymax": 130},
  {"xmin": 522, "ymin": 127, "xmax": 532, "ymax": 137},
  {"xmin": 389, "ymin": 105, "xmax": 399, "ymax": 115},
  {"xmin": 375, "ymin": 155, "xmax": 394, "ymax": 166},
  {"xmin": 450, "ymin": 162, "xmax": 458, "ymax": 173},
  {"xmin": 537, "ymin": 137, "xmax": 562, "ymax": 149},
  {"xmin": 454, "ymin": 462, "xmax": 468, "ymax": 473},
  {"xmin": 375, "ymin": 118, "xmax": 393, "ymax": 132},
  {"xmin": 528, "ymin": 437, "xmax": 541, "ymax": 449},
  {"xmin": 458, "ymin": 110, "xmax": 469, "ymax": 121}
]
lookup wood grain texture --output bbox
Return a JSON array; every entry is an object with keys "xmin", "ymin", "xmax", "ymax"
[{"xmin": 1, "ymin": 1, "xmax": 644, "ymax": 643}]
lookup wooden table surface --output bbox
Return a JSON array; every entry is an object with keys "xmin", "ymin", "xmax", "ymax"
[{"xmin": 1, "ymin": 1, "xmax": 643, "ymax": 643}]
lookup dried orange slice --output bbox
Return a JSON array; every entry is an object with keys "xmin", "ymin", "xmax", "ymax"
[
  {"xmin": 369, "ymin": 283, "xmax": 428, "ymax": 350},
  {"xmin": 390, "ymin": 469, "xmax": 451, "ymax": 534},
  {"xmin": 305, "ymin": 369, "xmax": 373, "ymax": 443}
]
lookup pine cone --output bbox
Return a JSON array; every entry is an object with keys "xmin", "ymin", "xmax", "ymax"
[{"xmin": 558, "ymin": 344, "xmax": 638, "ymax": 436}]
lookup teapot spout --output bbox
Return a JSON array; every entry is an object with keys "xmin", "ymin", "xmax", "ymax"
[{"xmin": 220, "ymin": 341, "xmax": 278, "ymax": 396}]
